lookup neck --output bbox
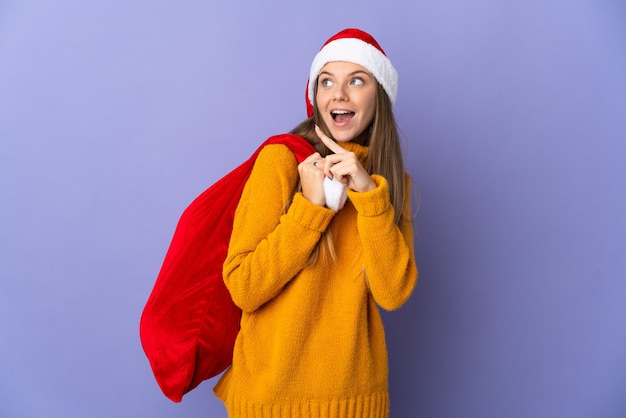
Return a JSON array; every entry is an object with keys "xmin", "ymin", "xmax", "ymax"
[{"xmin": 350, "ymin": 128, "xmax": 371, "ymax": 146}]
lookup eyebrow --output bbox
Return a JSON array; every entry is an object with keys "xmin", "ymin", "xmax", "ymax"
[{"xmin": 319, "ymin": 70, "xmax": 371, "ymax": 78}]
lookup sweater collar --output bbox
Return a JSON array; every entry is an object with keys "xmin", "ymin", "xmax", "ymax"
[{"xmin": 338, "ymin": 141, "xmax": 369, "ymax": 162}]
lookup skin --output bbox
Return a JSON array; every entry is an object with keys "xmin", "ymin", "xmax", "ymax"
[
  {"xmin": 316, "ymin": 61, "xmax": 377, "ymax": 143},
  {"xmin": 298, "ymin": 61, "xmax": 377, "ymax": 207}
]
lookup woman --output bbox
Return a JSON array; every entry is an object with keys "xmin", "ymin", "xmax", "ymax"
[{"xmin": 214, "ymin": 28, "xmax": 418, "ymax": 418}]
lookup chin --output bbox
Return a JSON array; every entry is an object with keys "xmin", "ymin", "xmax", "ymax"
[
  {"xmin": 326, "ymin": 126, "xmax": 355, "ymax": 141},
  {"xmin": 330, "ymin": 128, "xmax": 367, "ymax": 143},
  {"xmin": 332, "ymin": 134, "xmax": 355, "ymax": 143}
]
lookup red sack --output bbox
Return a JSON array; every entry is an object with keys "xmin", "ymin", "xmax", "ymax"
[{"xmin": 140, "ymin": 134, "xmax": 315, "ymax": 402}]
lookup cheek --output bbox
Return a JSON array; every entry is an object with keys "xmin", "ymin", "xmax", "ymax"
[
  {"xmin": 362, "ymin": 101, "xmax": 376, "ymax": 124},
  {"xmin": 360, "ymin": 90, "xmax": 377, "ymax": 120},
  {"xmin": 315, "ymin": 88, "xmax": 331, "ymax": 104}
]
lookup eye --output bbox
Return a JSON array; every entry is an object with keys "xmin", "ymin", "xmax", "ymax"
[
  {"xmin": 350, "ymin": 77, "xmax": 365, "ymax": 86},
  {"xmin": 319, "ymin": 78, "xmax": 333, "ymax": 87}
]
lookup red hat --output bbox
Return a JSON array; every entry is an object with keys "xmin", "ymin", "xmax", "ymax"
[{"xmin": 306, "ymin": 28, "xmax": 398, "ymax": 117}]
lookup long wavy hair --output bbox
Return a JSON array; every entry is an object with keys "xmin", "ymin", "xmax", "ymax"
[
  {"xmin": 288, "ymin": 81, "xmax": 410, "ymax": 265},
  {"xmin": 291, "ymin": 82, "xmax": 407, "ymax": 226}
]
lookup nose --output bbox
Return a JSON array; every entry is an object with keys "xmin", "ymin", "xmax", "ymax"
[{"xmin": 333, "ymin": 84, "xmax": 348, "ymax": 101}]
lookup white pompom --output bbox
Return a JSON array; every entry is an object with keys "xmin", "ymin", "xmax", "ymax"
[{"xmin": 324, "ymin": 177, "xmax": 348, "ymax": 212}]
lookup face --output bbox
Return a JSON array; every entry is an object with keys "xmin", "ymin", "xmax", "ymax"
[{"xmin": 315, "ymin": 61, "xmax": 377, "ymax": 143}]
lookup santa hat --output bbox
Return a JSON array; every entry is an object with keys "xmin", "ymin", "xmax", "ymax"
[{"xmin": 306, "ymin": 28, "xmax": 398, "ymax": 117}]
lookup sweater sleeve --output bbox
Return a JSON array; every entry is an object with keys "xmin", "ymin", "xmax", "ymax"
[
  {"xmin": 347, "ymin": 173, "xmax": 418, "ymax": 311},
  {"xmin": 223, "ymin": 144, "xmax": 335, "ymax": 313}
]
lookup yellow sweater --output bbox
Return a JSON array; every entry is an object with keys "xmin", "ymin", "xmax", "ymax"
[{"xmin": 214, "ymin": 141, "xmax": 417, "ymax": 418}]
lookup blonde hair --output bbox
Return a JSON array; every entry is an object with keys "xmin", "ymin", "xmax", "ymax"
[{"xmin": 288, "ymin": 82, "xmax": 410, "ymax": 266}]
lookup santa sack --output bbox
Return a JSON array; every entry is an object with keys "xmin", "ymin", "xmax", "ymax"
[{"xmin": 140, "ymin": 134, "xmax": 315, "ymax": 402}]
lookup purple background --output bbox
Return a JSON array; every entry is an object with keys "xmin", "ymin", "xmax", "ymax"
[{"xmin": 1, "ymin": 1, "xmax": 625, "ymax": 417}]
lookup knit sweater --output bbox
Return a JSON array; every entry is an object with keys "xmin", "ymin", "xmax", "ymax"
[{"xmin": 214, "ymin": 141, "xmax": 417, "ymax": 418}]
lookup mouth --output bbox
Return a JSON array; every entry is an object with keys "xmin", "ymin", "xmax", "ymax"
[{"xmin": 331, "ymin": 110, "xmax": 355, "ymax": 123}]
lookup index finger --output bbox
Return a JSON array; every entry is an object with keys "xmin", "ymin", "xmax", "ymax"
[{"xmin": 315, "ymin": 125, "xmax": 346, "ymax": 154}]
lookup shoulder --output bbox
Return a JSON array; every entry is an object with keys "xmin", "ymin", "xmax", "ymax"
[
  {"xmin": 254, "ymin": 143, "xmax": 300, "ymax": 173},
  {"xmin": 245, "ymin": 143, "xmax": 301, "ymax": 189}
]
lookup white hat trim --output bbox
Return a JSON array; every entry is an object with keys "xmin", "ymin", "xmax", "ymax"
[{"xmin": 308, "ymin": 37, "xmax": 398, "ymax": 107}]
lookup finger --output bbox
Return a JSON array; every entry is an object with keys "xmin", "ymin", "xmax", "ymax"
[
  {"xmin": 322, "ymin": 159, "xmax": 333, "ymax": 179},
  {"xmin": 324, "ymin": 158, "xmax": 351, "ymax": 182},
  {"xmin": 312, "ymin": 154, "xmax": 328, "ymax": 171},
  {"xmin": 323, "ymin": 153, "xmax": 357, "ymax": 177},
  {"xmin": 315, "ymin": 125, "xmax": 347, "ymax": 154},
  {"xmin": 299, "ymin": 154, "xmax": 327, "ymax": 184},
  {"xmin": 327, "ymin": 160, "xmax": 349, "ymax": 184},
  {"xmin": 322, "ymin": 154, "xmax": 343, "ymax": 179}
]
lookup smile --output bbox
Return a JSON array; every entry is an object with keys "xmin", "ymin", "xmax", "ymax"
[{"xmin": 331, "ymin": 110, "xmax": 355, "ymax": 122}]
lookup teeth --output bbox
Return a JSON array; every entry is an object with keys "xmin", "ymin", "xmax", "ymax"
[{"xmin": 331, "ymin": 110, "xmax": 355, "ymax": 121}]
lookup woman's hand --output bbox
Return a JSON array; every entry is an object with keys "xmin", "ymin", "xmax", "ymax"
[
  {"xmin": 315, "ymin": 125, "xmax": 376, "ymax": 193},
  {"xmin": 298, "ymin": 152, "xmax": 326, "ymax": 206}
]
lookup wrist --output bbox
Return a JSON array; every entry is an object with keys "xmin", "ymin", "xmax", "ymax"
[{"xmin": 355, "ymin": 177, "xmax": 376, "ymax": 193}]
